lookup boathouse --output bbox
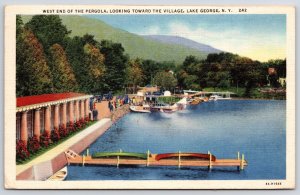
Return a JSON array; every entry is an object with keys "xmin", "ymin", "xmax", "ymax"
[{"xmin": 16, "ymin": 92, "xmax": 92, "ymax": 143}]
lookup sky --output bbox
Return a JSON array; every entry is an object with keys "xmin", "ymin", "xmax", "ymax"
[{"xmin": 88, "ymin": 14, "xmax": 286, "ymax": 62}]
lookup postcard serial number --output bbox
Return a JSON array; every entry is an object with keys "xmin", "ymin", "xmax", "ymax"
[{"xmin": 265, "ymin": 182, "xmax": 282, "ymax": 186}]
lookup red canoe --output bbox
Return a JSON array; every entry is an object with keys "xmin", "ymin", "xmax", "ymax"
[{"xmin": 155, "ymin": 153, "xmax": 216, "ymax": 161}]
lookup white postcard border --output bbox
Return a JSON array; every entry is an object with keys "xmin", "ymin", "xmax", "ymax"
[{"xmin": 4, "ymin": 5, "xmax": 295, "ymax": 189}]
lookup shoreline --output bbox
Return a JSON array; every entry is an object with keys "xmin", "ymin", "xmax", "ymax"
[{"xmin": 231, "ymin": 97, "xmax": 286, "ymax": 100}]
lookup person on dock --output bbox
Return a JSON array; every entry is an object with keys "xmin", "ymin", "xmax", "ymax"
[{"xmin": 108, "ymin": 101, "xmax": 113, "ymax": 112}]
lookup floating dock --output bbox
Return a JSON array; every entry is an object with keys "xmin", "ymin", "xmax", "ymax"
[{"xmin": 65, "ymin": 150, "xmax": 248, "ymax": 170}]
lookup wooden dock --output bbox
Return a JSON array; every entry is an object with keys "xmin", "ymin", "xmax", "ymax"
[{"xmin": 65, "ymin": 150, "xmax": 248, "ymax": 170}]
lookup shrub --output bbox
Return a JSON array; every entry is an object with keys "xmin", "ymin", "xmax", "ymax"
[
  {"xmin": 40, "ymin": 131, "xmax": 51, "ymax": 148},
  {"xmin": 27, "ymin": 135, "xmax": 41, "ymax": 154},
  {"xmin": 51, "ymin": 128, "xmax": 60, "ymax": 142},
  {"xmin": 67, "ymin": 121, "xmax": 76, "ymax": 133},
  {"xmin": 16, "ymin": 140, "xmax": 30, "ymax": 161},
  {"xmin": 59, "ymin": 124, "xmax": 68, "ymax": 138},
  {"xmin": 75, "ymin": 118, "xmax": 85, "ymax": 130},
  {"xmin": 80, "ymin": 118, "xmax": 86, "ymax": 128}
]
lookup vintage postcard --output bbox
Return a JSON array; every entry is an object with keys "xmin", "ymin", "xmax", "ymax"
[{"xmin": 4, "ymin": 5, "xmax": 295, "ymax": 189}]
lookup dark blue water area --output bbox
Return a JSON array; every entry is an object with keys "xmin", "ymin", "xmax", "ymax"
[{"xmin": 66, "ymin": 100, "xmax": 286, "ymax": 180}]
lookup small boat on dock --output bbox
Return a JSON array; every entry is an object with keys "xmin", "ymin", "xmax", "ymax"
[
  {"xmin": 92, "ymin": 152, "xmax": 148, "ymax": 159},
  {"xmin": 155, "ymin": 153, "xmax": 216, "ymax": 161},
  {"xmin": 47, "ymin": 166, "xmax": 68, "ymax": 181}
]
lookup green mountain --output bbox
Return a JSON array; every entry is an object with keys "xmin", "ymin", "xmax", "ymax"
[{"xmin": 22, "ymin": 15, "xmax": 207, "ymax": 64}]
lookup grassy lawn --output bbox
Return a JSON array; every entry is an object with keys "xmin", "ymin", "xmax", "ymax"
[
  {"xmin": 17, "ymin": 121, "xmax": 97, "ymax": 165},
  {"xmin": 158, "ymin": 96, "xmax": 182, "ymax": 104}
]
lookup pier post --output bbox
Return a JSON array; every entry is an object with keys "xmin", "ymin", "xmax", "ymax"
[
  {"xmin": 237, "ymin": 151, "xmax": 240, "ymax": 171},
  {"xmin": 147, "ymin": 150, "xmax": 150, "ymax": 167},
  {"xmin": 208, "ymin": 151, "xmax": 212, "ymax": 170},
  {"xmin": 82, "ymin": 155, "xmax": 85, "ymax": 166},
  {"xmin": 87, "ymin": 148, "xmax": 89, "ymax": 157},
  {"xmin": 240, "ymin": 154, "xmax": 245, "ymax": 170},
  {"xmin": 178, "ymin": 151, "xmax": 181, "ymax": 169},
  {"xmin": 117, "ymin": 155, "xmax": 120, "ymax": 168}
]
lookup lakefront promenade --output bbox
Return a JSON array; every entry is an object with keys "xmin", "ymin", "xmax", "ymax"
[{"xmin": 17, "ymin": 101, "xmax": 130, "ymax": 180}]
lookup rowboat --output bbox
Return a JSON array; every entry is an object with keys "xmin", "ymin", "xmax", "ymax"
[
  {"xmin": 130, "ymin": 105, "xmax": 151, "ymax": 113},
  {"xmin": 92, "ymin": 152, "xmax": 148, "ymax": 159},
  {"xmin": 155, "ymin": 153, "xmax": 216, "ymax": 161},
  {"xmin": 47, "ymin": 166, "xmax": 68, "ymax": 181}
]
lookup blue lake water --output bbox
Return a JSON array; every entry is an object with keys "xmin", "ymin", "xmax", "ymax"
[{"xmin": 66, "ymin": 100, "xmax": 286, "ymax": 180}]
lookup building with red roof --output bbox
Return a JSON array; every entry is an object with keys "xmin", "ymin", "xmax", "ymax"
[{"xmin": 16, "ymin": 92, "xmax": 92, "ymax": 143}]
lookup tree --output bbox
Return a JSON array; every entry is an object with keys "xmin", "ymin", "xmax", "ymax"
[
  {"xmin": 177, "ymin": 56, "xmax": 206, "ymax": 90},
  {"xmin": 64, "ymin": 36, "xmax": 88, "ymax": 92},
  {"xmin": 16, "ymin": 15, "xmax": 23, "ymax": 36},
  {"xmin": 125, "ymin": 58, "xmax": 144, "ymax": 93},
  {"xmin": 25, "ymin": 15, "xmax": 70, "ymax": 54},
  {"xmin": 266, "ymin": 59, "xmax": 286, "ymax": 79},
  {"xmin": 141, "ymin": 59, "xmax": 161, "ymax": 85},
  {"xmin": 176, "ymin": 68, "xmax": 188, "ymax": 89},
  {"xmin": 100, "ymin": 40, "xmax": 128, "ymax": 92},
  {"xmin": 83, "ymin": 43, "xmax": 106, "ymax": 93},
  {"xmin": 232, "ymin": 57, "xmax": 265, "ymax": 96},
  {"xmin": 16, "ymin": 27, "xmax": 53, "ymax": 96},
  {"xmin": 48, "ymin": 44, "xmax": 78, "ymax": 92},
  {"xmin": 154, "ymin": 71, "xmax": 177, "ymax": 91}
]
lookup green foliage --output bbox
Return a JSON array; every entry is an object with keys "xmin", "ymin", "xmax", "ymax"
[
  {"xmin": 154, "ymin": 71, "xmax": 177, "ymax": 91},
  {"xmin": 157, "ymin": 96, "xmax": 181, "ymax": 104},
  {"xmin": 25, "ymin": 15, "xmax": 70, "ymax": 55},
  {"xmin": 48, "ymin": 43, "xmax": 78, "ymax": 92},
  {"xmin": 140, "ymin": 59, "xmax": 161, "ymax": 85},
  {"xmin": 83, "ymin": 43, "xmax": 106, "ymax": 93},
  {"xmin": 265, "ymin": 59, "xmax": 286, "ymax": 78},
  {"xmin": 100, "ymin": 40, "xmax": 128, "ymax": 92},
  {"xmin": 125, "ymin": 58, "xmax": 144, "ymax": 92},
  {"xmin": 16, "ymin": 15, "xmax": 23, "ymax": 35},
  {"xmin": 16, "ymin": 27, "xmax": 53, "ymax": 96},
  {"xmin": 263, "ymin": 59, "xmax": 286, "ymax": 88}
]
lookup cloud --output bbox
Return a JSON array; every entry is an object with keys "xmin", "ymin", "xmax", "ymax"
[{"xmin": 137, "ymin": 25, "xmax": 161, "ymax": 35}]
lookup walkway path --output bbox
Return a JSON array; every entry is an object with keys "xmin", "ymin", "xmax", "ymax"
[{"xmin": 16, "ymin": 118, "xmax": 111, "ymax": 175}]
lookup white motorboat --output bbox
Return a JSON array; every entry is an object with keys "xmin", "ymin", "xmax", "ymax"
[
  {"xmin": 130, "ymin": 105, "xmax": 151, "ymax": 113},
  {"xmin": 209, "ymin": 94, "xmax": 232, "ymax": 101}
]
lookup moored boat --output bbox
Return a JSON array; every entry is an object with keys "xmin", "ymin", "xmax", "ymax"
[
  {"xmin": 92, "ymin": 152, "xmax": 148, "ymax": 159},
  {"xmin": 209, "ymin": 94, "xmax": 232, "ymax": 101},
  {"xmin": 155, "ymin": 153, "xmax": 216, "ymax": 161},
  {"xmin": 130, "ymin": 105, "xmax": 151, "ymax": 113},
  {"xmin": 160, "ymin": 108, "xmax": 176, "ymax": 113},
  {"xmin": 47, "ymin": 166, "xmax": 68, "ymax": 181}
]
